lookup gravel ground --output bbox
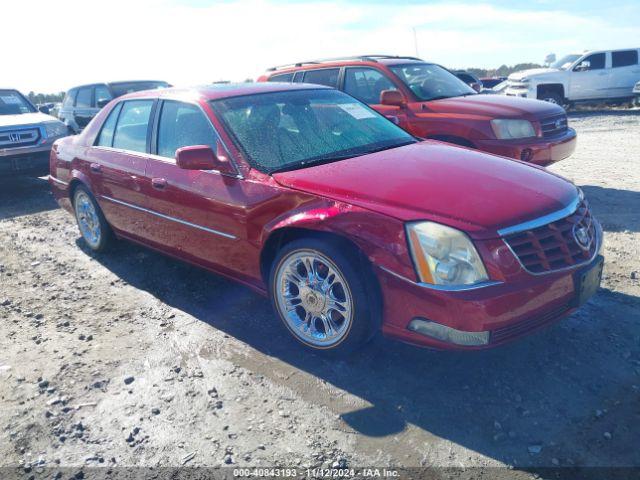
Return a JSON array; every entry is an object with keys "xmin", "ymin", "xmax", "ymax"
[{"xmin": 1, "ymin": 111, "xmax": 639, "ymax": 479}]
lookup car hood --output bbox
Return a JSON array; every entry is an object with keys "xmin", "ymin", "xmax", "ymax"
[
  {"xmin": 273, "ymin": 142, "xmax": 578, "ymax": 238},
  {"xmin": 0, "ymin": 112, "xmax": 57, "ymax": 128},
  {"xmin": 422, "ymin": 94, "xmax": 562, "ymax": 120},
  {"xmin": 508, "ymin": 68, "xmax": 560, "ymax": 81}
]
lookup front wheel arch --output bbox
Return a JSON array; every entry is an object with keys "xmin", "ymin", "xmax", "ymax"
[
  {"xmin": 261, "ymin": 228, "xmax": 382, "ymax": 317},
  {"xmin": 268, "ymin": 234, "xmax": 382, "ymax": 353}
]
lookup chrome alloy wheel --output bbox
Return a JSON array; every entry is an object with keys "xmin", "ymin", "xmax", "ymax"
[
  {"xmin": 274, "ymin": 250, "xmax": 354, "ymax": 348},
  {"xmin": 74, "ymin": 191, "xmax": 102, "ymax": 249}
]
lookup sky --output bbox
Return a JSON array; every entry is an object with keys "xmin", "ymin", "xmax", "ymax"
[{"xmin": 3, "ymin": 0, "xmax": 640, "ymax": 93}]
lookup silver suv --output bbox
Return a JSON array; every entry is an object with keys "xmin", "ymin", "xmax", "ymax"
[
  {"xmin": 0, "ymin": 89, "xmax": 69, "ymax": 178},
  {"xmin": 58, "ymin": 81, "xmax": 170, "ymax": 133}
]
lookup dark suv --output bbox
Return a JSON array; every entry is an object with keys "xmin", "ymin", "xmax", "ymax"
[{"xmin": 58, "ymin": 80, "xmax": 170, "ymax": 133}]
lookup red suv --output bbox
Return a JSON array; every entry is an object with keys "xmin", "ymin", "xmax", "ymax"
[
  {"xmin": 258, "ymin": 55, "xmax": 577, "ymax": 166},
  {"xmin": 50, "ymin": 83, "xmax": 602, "ymax": 354}
]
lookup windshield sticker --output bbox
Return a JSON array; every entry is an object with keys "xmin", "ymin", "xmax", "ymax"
[
  {"xmin": 1, "ymin": 95, "xmax": 22, "ymax": 105},
  {"xmin": 338, "ymin": 103, "xmax": 377, "ymax": 120}
]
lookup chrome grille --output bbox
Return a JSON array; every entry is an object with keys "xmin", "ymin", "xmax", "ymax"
[
  {"xmin": 0, "ymin": 128, "xmax": 41, "ymax": 148},
  {"xmin": 504, "ymin": 199, "xmax": 597, "ymax": 274},
  {"xmin": 540, "ymin": 114, "xmax": 568, "ymax": 138}
]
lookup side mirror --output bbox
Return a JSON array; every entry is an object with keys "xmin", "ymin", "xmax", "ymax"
[
  {"xmin": 380, "ymin": 90, "xmax": 406, "ymax": 107},
  {"xmin": 38, "ymin": 105, "xmax": 50, "ymax": 114},
  {"xmin": 97, "ymin": 99, "xmax": 110, "ymax": 108},
  {"xmin": 575, "ymin": 60, "xmax": 590, "ymax": 72},
  {"xmin": 175, "ymin": 145, "xmax": 237, "ymax": 175}
]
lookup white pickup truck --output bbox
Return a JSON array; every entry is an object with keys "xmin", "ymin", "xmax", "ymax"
[{"xmin": 504, "ymin": 48, "xmax": 640, "ymax": 106}]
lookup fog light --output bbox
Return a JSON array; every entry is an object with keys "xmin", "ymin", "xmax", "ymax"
[
  {"xmin": 520, "ymin": 148, "xmax": 533, "ymax": 162},
  {"xmin": 408, "ymin": 318, "xmax": 490, "ymax": 346}
]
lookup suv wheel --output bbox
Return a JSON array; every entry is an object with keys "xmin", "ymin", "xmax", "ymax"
[
  {"xmin": 269, "ymin": 238, "xmax": 378, "ymax": 355},
  {"xmin": 539, "ymin": 92, "xmax": 563, "ymax": 105}
]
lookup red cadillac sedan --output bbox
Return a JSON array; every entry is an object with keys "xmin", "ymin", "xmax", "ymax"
[{"xmin": 49, "ymin": 83, "xmax": 603, "ymax": 354}]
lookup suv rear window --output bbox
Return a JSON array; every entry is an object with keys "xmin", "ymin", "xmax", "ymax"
[
  {"xmin": 76, "ymin": 87, "xmax": 92, "ymax": 108},
  {"xmin": 63, "ymin": 89, "xmax": 77, "ymax": 108},
  {"xmin": 109, "ymin": 81, "xmax": 169, "ymax": 98},
  {"xmin": 612, "ymin": 50, "xmax": 638, "ymax": 68},
  {"xmin": 268, "ymin": 73, "xmax": 295, "ymax": 83},
  {"xmin": 302, "ymin": 69, "xmax": 339, "ymax": 88}
]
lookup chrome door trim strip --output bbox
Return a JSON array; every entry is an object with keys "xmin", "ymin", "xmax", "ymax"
[
  {"xmin": 100, "ymin": 195, "xmax": 237, "ymax": 240},
  {"xmin": 379, "ymin": 266, "xmax": 503, "ymax": 291},
  {"xmin": 497, "ymin": 194, "xmax": 581, "ymax": 237},
  {"xmin": 49, "ymin": 175, "xmax": 69, "ymax": 186}
]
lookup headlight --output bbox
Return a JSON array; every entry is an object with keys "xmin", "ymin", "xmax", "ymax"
[
  {"xmin": 491, "ymin": 119, "xmax": 536, "ymax": 139},
  {"xmin": 44, "ymin": 121, "xmax": 69, "ymax": 138},
  {"xmin": 406, "ymin": 222, "xmax": 489, "ymax": 286}
]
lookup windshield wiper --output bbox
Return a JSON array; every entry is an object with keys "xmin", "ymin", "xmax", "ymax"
[
  {"xmin": 426, "ymin": 95, "xmax": 452, "ymax": 101},
  {"xmin": 270, "ymin": 141, "xmax": 416, "ymax": 174}
]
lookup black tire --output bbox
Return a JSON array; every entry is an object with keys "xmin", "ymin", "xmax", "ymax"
[
  {"xmin": 72, "ymin": 185, "xmax": 113, "ymax": 252},
  {"xmin": 269, "ymin": 237, "xmax": 380, "ymax": 356},
  {"xmin": 538, "ymin": 91, "xmax": 564, "ymax": 106}
]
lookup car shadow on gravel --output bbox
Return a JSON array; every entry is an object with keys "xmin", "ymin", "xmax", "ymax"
[
  {"xmin": 84, "ymin": 239, "xmax": 640, "ymax": 471},
  {"xmin": 581, "ymin": 185, "xmax": 640, "ymax": 232},
  {"xmin": 0, "ymin": 176, "xmax": 58, "ymax": 221}
]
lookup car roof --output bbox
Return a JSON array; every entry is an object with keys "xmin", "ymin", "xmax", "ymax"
[
  {"xmin": 66, "ymin": 80, "xmax": 169, "ymax": 91},
  {"xmin": 117, "ymin": 82, "xmax": 332, "ymax": 102}
]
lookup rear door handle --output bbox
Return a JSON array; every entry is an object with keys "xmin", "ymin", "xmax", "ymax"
[
  {"xmin": 90, "ymin": 163, "xmax": 102, "ymax": 173},
  {"xmin": 152, "ymin": 178, "xmax": 167, "ymax": 190}
]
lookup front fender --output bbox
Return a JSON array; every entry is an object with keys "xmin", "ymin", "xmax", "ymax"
[{"xmin": 262, "ymin": 198, "xmax": 417, "ymax": 281}]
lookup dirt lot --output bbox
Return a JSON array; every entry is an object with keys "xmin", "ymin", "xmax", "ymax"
[{"xmin": 1, "ymin": 111, "xmax": 639, "ymax": 479}]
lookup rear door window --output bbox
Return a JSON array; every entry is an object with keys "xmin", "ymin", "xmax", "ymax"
[
  {"xmin": 302, "ymin": 69, "xmax": 340, "ymax": 88},
  {"xmin": 112, "ymin": 100, "xmax": 153, "ymax": 153},
  {"xmin": 156, "ymin": 101, "xmax": 216, "ymax": 158},
  {"xmin": 612, "ymin": 50, "xmax": 638, "ymax": 68},
  {"xmin": 76, "ymin": 87, "xmax": 93, "ymax": 108},
  {"xmin": 344, "ymin": 68, "xmax": 397, "ymax": 104},
  {"xmin": 96, "ymin": 103, "xmax": 123, "ymax": 147}
]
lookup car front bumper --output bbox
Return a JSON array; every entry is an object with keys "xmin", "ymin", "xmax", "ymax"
[
  {"xmin": 475, "ymin": 128, "xmax": 577, "ymax": 166},
  {"xmin": 376, "ymin": 245, "xmax": 603, "ymax": 351},
  {"xmin": 0, "ymin": 143, "xmax": 54, "ymax": 177}
]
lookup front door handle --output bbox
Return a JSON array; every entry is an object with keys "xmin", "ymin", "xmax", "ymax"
[
  {"xmin": 152, "ymin": 178, "xmax": 167, "ymax": 190},
  {"xmin": 90, "ymin": 163, "xmax": 102, "ymax": 173}
]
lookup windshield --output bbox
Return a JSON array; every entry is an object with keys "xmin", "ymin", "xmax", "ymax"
[
  {"xmin": 211, "ymin": 89, "xmax": 416, "ymax": 173},
  {"xmin": 551, "ymin": 54, "xmax": 581, "ymax": 70},
  {"xmin": 389, "ymin": 63, "xmax": 476, "ymax": 101},
  {"xmin": 0, "ymin": 90, "xmax": 36, "ymax": 115},
  {"xmin": 109, "ymin": 81, "xmax": 170, "ymax": 97}
]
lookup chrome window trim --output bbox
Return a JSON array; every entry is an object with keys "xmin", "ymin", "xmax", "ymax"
[
  {"xmin": 497, "ymin": 194, "xmax": 581, "ymax": 237},
  {"xmin": 379, "ymin": 266, "xmax": 503, "ymax": 291},
  {"xmin": 100, "ymin": 195, "xmax": 237, "ymax": 240},
  {"xmin": 152, "ymin": 99, "xmax": 244, "ymax": 179}
]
